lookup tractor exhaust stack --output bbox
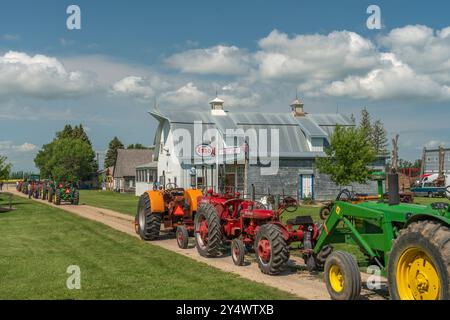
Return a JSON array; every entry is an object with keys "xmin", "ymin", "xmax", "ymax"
[{"xmin": 388, "ymin": 173, "xmax": 400, "ymax": 206}]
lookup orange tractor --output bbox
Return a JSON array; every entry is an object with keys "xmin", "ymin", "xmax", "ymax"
[{"xmin": 135, "ymin": 183, "xmax": 203, "ymax": 249}]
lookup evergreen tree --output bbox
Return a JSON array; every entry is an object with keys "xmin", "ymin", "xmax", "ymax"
[
  {"xmin": 359, "ymin": 107, "xmax": 372, "ymax": 141},
  {"xmin": 372, "ymin": 119, "xmax": 388, "ymax": 155},
  {"xmin": 127, "ymin": 143, "xmax": 148, "ymax": 150},
  {"xmin": 104, "ymin": 137, "xmax": 124, "ymax": 168}
]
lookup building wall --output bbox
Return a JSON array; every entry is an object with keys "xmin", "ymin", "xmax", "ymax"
[
  {"xmin": 136, "ymin": 182, "xmax": 154, "ymax": 196},
  {"xmin": 247, "ymin": 159, "xmax": 382, "ymax": 201},
  {"xmin": 424, "ymin": 149, "xmax": 450, "ymax": 173}
]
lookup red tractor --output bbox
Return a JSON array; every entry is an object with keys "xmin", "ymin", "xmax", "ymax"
[{"xmin": 194, "ymin": 191, "xmax": 324, "ymax": 274}]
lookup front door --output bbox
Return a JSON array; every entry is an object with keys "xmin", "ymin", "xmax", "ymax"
[{"xmin": 300, "ymin": 174, "xmax": 314, "ymax": 199}]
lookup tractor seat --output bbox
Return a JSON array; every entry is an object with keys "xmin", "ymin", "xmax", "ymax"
[{"xmin": 286, "ymin": 215, "xmax": 314, "ymax": 226}]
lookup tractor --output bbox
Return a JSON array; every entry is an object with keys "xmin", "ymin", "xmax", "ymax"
[
  {"xmin": 52, "ymin": 182, "xmax": 80, "ymax": 205},
  {"xmin": 260, "ymin": 173, "xmax": 450, "ymax": 300},
  {"xmin": 39, "ymin": 180, "xmax": 50, "ymax": 200},
  {"xmin": 135, "ymin": 183, "xmax": 203, "ymax": 248},
  {"xmin": 194, "ymin": 189, "xmax": 321, "ymax": 274},
  {"xmin": 27, "ymin": 179, "xmax": 40, "ymax": 199}
]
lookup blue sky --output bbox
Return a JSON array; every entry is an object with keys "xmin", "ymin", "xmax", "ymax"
[{"xmin": 1, "ymin": 0, "xmax": 450, "ymax": 170}]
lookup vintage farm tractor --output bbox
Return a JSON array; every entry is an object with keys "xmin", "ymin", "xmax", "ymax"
[
  {"xmin": 194, "ymin": 190, "xmax": 323, "ymax": 274},
  {"xmin": 52, "ymin": 182, "xmax": 80, "ymax": 205},
  {"xmin": 27, "ymin": 180, "xmax": 40, "ymax": 199},
  {"xmin": 135, "ymin": 183, "xmax": 203, "ymax": 248},
  {"xmin": 261, "ymin": 173, "xmax": 450, "ymax": 300}
]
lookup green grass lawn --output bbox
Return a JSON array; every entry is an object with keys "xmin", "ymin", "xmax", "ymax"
[
  {"xmin": 79, "ymin": 190, "xmax": 138, "ymax": 216},
  {"xmin": 0, "ymin": 196, "xmax": 296, "ymax": 300}
]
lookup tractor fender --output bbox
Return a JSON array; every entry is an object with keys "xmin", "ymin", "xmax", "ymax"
[
  {"xmin": 146, "ymin": 190, "xmax": 165, "ymax": 213},
  {"xmin": 184, "ymin": 189, "xmax": 203, "ymax": 212},
  {"xmin": 269, "ymin": 222, "xmax": 290, "ymax": 241},
  {"xmin": 406, "ymin": 214, "xmax": 450, "ymax": 228}
]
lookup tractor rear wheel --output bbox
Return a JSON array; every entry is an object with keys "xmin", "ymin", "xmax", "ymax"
[
  {"xmin": 137, "ymin": 193, "xmax": 161, "ymax": 241},
  {"xmin": 176, "ymin": 226, "xmax": 189, "ymax": 249},
  {"xmin": 388, "ymin": 221, "xmax": 450, "ymax": 300},
  {"xmin": 324, "ymin": 251, "xmax": 361, "ymax": 300},
  {"xmin": 254, "ymin": 224, "xmax": 289, "ymax": 275},
  {"xmin": 194, "ymin": 203, "xmax": 222, "ymax": 257},
  {"xmin": 231, "ymin": 239, "xmax": 245, "ymax": 266}
]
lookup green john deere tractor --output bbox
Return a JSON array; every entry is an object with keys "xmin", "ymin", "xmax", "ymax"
[
  {"xmin": 313, "ymin": 172, "xmax": 449, "ymax": 300},
  {"xmin": 52, "ymin": 182, "xmax": 80, "ymax": 205}
]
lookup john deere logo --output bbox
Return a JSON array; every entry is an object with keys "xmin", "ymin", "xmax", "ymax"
[{"xmin": 336, "ymin": 206, "xmax": 341, "ymax": 215}]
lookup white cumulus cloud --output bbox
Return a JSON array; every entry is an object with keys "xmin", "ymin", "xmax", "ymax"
[
  {"xmin": 160, "ymin": 82, "xmax": 208, "ymax": 107},
  {"xmin": 112, "ymin": 76, "xmax": 155, "ymax": 99},
  {"xmin": 0, "ymin": 51, "xmax": 95, "ymax": 99},
  {"xmin": 165, "ymin": 45, "xmax": 251, "ymax": 76}
]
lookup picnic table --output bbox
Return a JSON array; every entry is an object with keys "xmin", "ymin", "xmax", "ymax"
[{"xmin": 0, "ymin": 192, "xmax": 13, "ymax": 211}]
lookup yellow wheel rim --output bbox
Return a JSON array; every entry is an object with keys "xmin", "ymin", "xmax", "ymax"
[
  {"xmin": 396, "ymin": 247, "xmax": 441, "ymax": 300},
  {"xmin": 329, "ymin": 265, "xmax": 344, "ymax": 293}
]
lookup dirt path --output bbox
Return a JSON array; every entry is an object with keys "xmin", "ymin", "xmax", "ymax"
[{"xmin": 9, "ymin": 188, "xmax": 388, "ymax": 300}]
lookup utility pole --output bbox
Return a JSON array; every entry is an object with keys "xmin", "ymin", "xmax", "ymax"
[{"xmin": 244, "ymin": 138, "xmax": 249, "ymax": 199}]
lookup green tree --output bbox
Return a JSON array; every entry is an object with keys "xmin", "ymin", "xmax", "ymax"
[
  {"xmin": 316, "ymin": 125, "xmax": 376, "ymax": 186},
  {"xmin": 372, "ymin": 119, "xmax": 388, "ymax": 155},
  {"xmin": 359, "ymin": 107, "xmax": 372, "ymax": 140},
  {"xmin": 34, "ymin": 125, "xmax": 97, "ymax": 181},
  {"xmin": 127, "ymin": 143, "xmax": 148, "ymax": 150},
  {"xmin": 104, "ymin": 137, "xmax": 124, "ymax": 168},
  {"xmin": 0, "ymin": 155, "xmax": 12, "ymax": 180}
]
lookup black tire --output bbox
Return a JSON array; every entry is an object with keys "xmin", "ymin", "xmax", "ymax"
[
  {"xmin": 72, "ymin": 191, "xmax": 79, "ymax": 205},
  {"xmin": 137, "ymin": 193, "xmax": 161, "ymax": 241},
  {"xmin": 194, "ymin": 203, "xmax": 222, "ymax": 257},
  {"xmin": 388, "ymin": 221, "xmax": 450, "ymax": 300},
  {"xmin": 324, "ymin": 251, "xmax": 361, "ymax": 300},
  {"xmin": 254, "ymin": 224, "xmax": 289, "ymax": 275},
  {"xmin": 176, "ymin": 226, "xmax": 189, "ymax": 249},
  {"xmin": 231, "ymin": 239, "xmax": 245, "ymax": 266},
  {"xmin": 55, "ymin": 190, "xmax": 61, "ymax": 205},
  {"xmin": 315, "ymin": 245, "xmax": 333, "ymax": 270}
]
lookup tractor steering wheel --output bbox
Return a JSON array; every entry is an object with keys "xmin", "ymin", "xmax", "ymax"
[
  {"xmin": 336, "ymin": 189, "xmax": 353, "ymax": 201},
  {"xmin": 165, "ymin": 182, "xmax": 178, "ymax": 190},
  {"xmin": 280, "ymin": 196, "xmax": 298, "ymax": 213}
]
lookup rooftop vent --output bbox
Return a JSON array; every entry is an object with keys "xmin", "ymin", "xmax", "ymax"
[{"xmin": 210, "ymin": 97, "xmax": 227, "ymax": 116}]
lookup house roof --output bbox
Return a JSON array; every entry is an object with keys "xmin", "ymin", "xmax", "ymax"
[
  {"xmin": 149, "ymin": 109, "xmax": 354, "ymax": 161},
  {"xmin": 136, "ymin": 162, "xmax": 158, "ymax": 169},
  {"xmin": 113, "ymin": 149, "xmax": 153, "ymax": 178}
]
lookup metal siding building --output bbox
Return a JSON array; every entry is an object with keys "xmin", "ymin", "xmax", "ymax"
[{"xmin": 149, "ymin": 100, "xmax": 384, "ymax": 201}]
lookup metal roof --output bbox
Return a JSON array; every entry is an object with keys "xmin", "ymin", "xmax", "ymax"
[
  {"xmin": 149, "ymin": 109, "xmax": 354, "ymax": 160},
  {"xmin": 113, "ymin": 149, "xmax": 153, "ymax": 178}
]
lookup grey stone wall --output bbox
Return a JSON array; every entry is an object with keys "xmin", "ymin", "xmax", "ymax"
[{"xmin": 247, "ymin": 159, "xmax": 383, "ymax": 201}]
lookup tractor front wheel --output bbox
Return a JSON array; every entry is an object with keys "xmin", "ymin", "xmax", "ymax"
[
  {"xmin": 176, "ymin": 226, "xmax": 189, "ymax": 249},
  {"xmin": 55, "ymin": 190, "xmax": 61, "ymax": 205},
  {"xmin": 388, "ymin": 221, "xmax": 450, "ymax": 300},
  {"xmin": 72, "ymin": 190, "xmax": 79, "ymax": 205},
  {"xmin": 324, "ymin": 251, "xmax": 361, "ymax": 300},
  {"xmin": 231, "ymin": 239, "xmax": 245, "ymax": 266},
  {"xmin": 137, "ymin": 193, "xmax": 161, "ymax": 241},
  {"xmin": 254, "ymin": 224, "xmax": 289, "ymax": 275},
  {"xmin": 194, "ymin": 203, "xmax": 222, "ymax": 257}
]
